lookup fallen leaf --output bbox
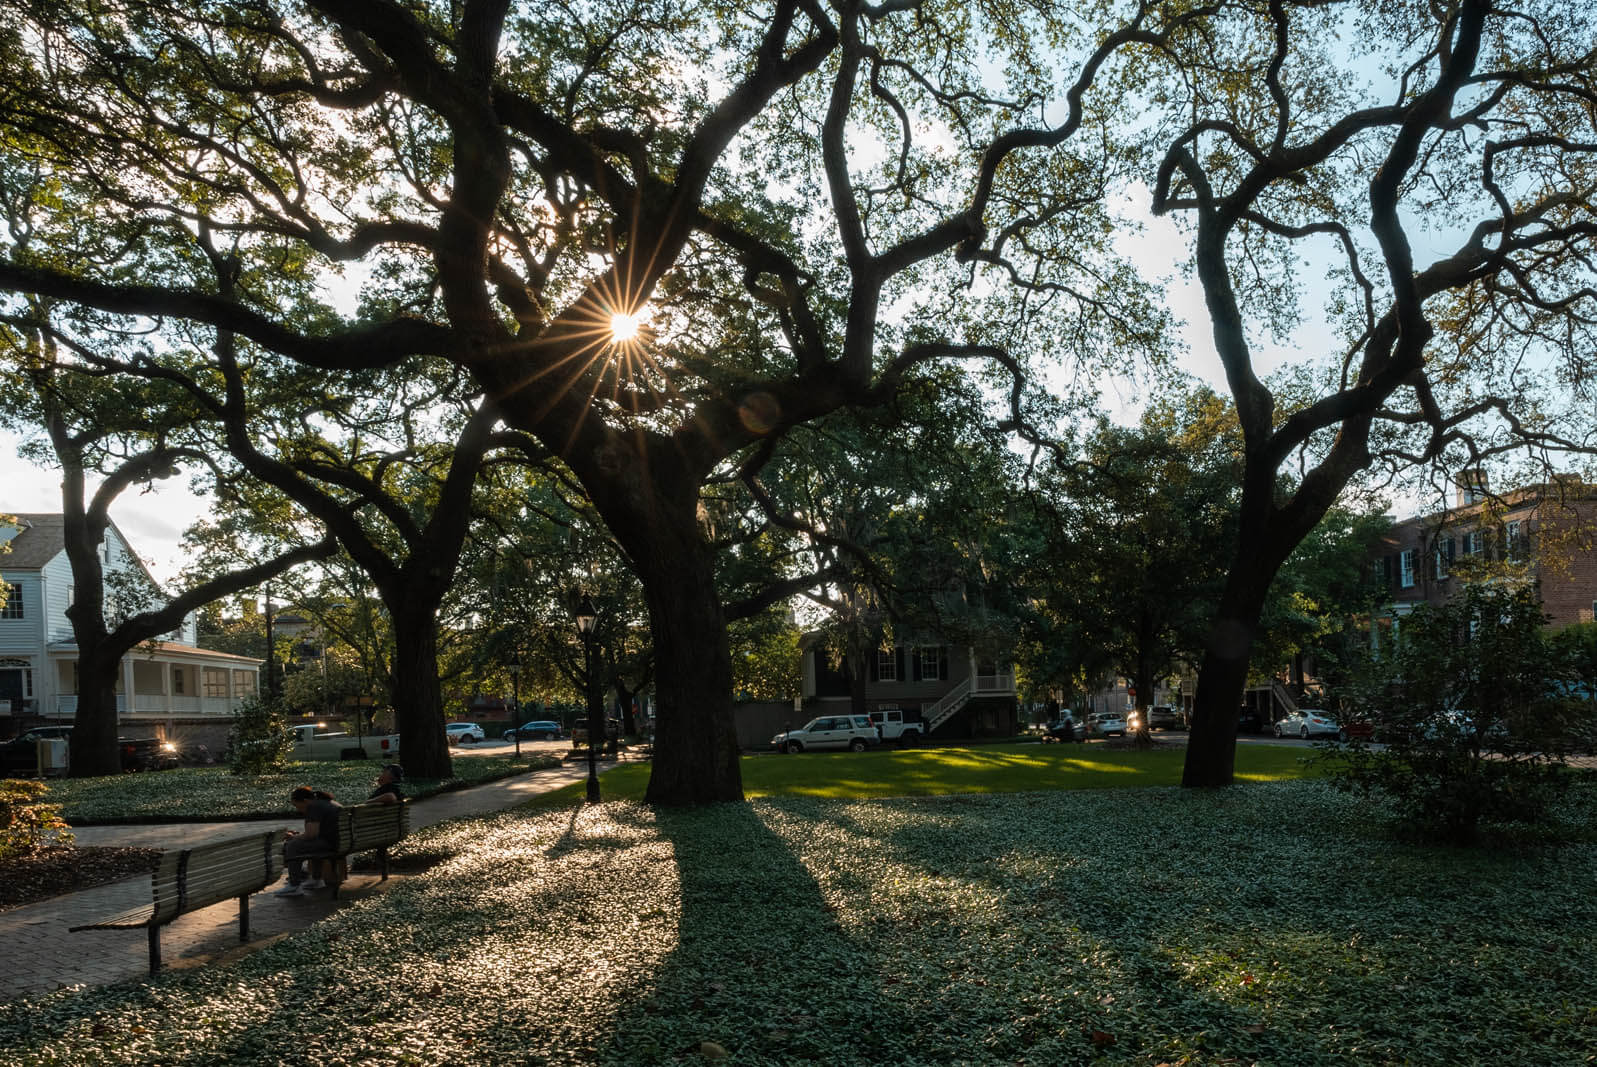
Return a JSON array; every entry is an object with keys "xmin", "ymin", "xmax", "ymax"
[
  {"xmin": 1244, "ymin": 1024, "xmax": 1266, "ymax": 1034},
  {"xmin": 698, "ymin": 1040, "xmax": 729, "ymax": 1059},
  {"xmin": 1091, "ymin": 1030, "xmax": 1116, "ymax": 1047}
]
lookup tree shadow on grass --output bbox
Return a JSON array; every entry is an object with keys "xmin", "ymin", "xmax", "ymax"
[
  {"xmin": 602, "ymin": 802, "xmax": 890, "ymax": 1065},
  {"xmin": 756, "ymin": 786, "xmax": 1597, "ymax": 1064}
]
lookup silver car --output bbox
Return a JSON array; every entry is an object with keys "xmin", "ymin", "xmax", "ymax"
[
  {"xmin": 1274, "ymin": 709, "xmax": 1340, "ymax": 740},
  {"xmin": 1087, "ymin": 711, "xmax": 1127, "ymax": 737},
  {"xmin": 772, "ymin": 715, "xmax": 880, "ymax": 753}
]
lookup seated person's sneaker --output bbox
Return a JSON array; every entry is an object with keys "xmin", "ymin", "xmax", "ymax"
[
  {"xmin": 301, "ymin": 878, "xmax": 326, "ymax": 890},
  {"xmin": 272, "ymin": 883, "xmax": 308, "ymax": 897}
]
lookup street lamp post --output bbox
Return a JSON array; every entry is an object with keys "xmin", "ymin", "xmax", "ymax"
[
  {"xmin": 575, "ymin": 595, "xmax": 600, "ymax": 803},
  {"xmin": 508, "ymin": 653, "xmax": 522, "ymax": 758}
]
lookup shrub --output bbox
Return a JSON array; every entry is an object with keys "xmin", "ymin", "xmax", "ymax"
[
  {"xmin": 1323, "ymin": 583, "xmax": 1596, "ymax": 844},
  {"xmin": 0, "ymin": 779, "xmax": 73, "ymax": 858},
  {"xmin": 228, "ymin": 694, "xmax": 294, "ymax": 775}
]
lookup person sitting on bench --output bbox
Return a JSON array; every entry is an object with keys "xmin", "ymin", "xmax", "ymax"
[
  {"xmin": 274, "ymin": 787, "xmax": 342, "ymax": 897},
  {"xmin": 367, "ymin": 763, "xmax": 404, "ymax": 805}
]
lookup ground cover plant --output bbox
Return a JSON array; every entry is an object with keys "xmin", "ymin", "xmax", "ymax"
[
  {"xmin": 531, "ymin": 741, "xmax": 1324, "ymax": 808},
  {"xmin": 44, "ymin": 755, "xmax": 562, "ymax": 823},
  {"xmin": 9, "ymin": 778, "xmax": 1592, "ymax": 1064}
]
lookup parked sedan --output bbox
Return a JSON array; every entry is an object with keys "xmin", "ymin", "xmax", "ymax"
[
  {"xmin": 446, "ymin": 722, "xmax": 486, "ymax": 744},
  {"xmin": 771, "ymin": 715, "xmax": 880, "ymax": 753},
  {"xmin": 1087, "ymin": 711, "xmax": 1127, "ymax": 737},
  {"xmin": 503, "ymin": 720, "xmax": 563, "ymax": 741},
  {"xmin": 1273, "ymin": 709, "xmax": 1340, "ymax": 740}
]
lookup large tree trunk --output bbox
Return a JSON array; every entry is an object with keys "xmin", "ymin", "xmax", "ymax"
[
  {"xmin": 1131, "ymin": 658, "xmax": 1155, "ymax": 749},
  {"xmin": 1182, "ymin": 520, "xmax": 1282, "ymax": 786},
  {"xmin": 849, "ymin": 664, "xmax": 868, "ymax": 720},
  {"xmin": 570, "ymin": 437, "xmax": 743, "ymax": 805},
  {"xmin": 637, "ymin": 533, "xmax": 741, "ymax": 804},
  {"xmin": 67, "ymin": 643, "xmax": 122, "ymax": 777},
  {"xmin": 388, "ymin": 602, "xmax": 452, "ymax": 780},
  {"xmin": 614, "ymin": 676, "xmax": 638, "ymax": 736}
]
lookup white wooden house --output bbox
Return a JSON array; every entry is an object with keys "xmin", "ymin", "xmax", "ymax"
[{"xmin": 0, "ymin": 514, "xmax": 260, "ymax": 739}]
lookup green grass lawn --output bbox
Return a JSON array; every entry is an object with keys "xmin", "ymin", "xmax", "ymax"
[
  {"xmin": 3, "ymin": 778, "xmax": 1593, "ymax": 1065},
  {"xmin": 533, "ymin": 739, "xmax": 1323, "ymax": 807},
  {"xmin": 45, "ymin": 753, "xmax": 563, "ymax": 823}
]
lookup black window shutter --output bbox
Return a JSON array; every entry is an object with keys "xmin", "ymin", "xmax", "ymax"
[
  {"xmin": 1445, "ymin": 537, "xmax": 1455, "ymax": 562},
  {"xmin": 938, "ymin": 647, "xmax": 949, "ymax": 680},
  {"xmin": 896, "ymin": 647, "xmax": 905, "ymax": 680},
  {"xmin": 911, "ymin": 649, "xmax": 921, "ymax": 682},
  {"xmin": 869, "ymin": 652, "xmax": 878, "ymax": 682}
]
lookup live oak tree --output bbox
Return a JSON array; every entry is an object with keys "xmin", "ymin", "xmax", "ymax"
[
  {"xmin": 0, "ymin": 0, "xmax": 1194, "ymax": 802},
  {"xmin": 157, "ymin": 321, "xmax": 503, "ymax": 780},
  {"xmin": 0, "ymin": 324, "xmax": 333, "ymax": 776},
  {"xmin": 1129, "ymin": 0, "xmax": 1597, "ymax": 785},
  {"xmin": 1027, "ymin": 385, "xmax": 1241, "ymax": 744}
]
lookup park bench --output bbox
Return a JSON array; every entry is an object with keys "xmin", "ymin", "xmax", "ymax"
[
  {"xmin": 69, "ymin": 828, "xmax": 287, "ymax": 974},
  {"xmin": 316, "ymin": 800, "xmax": 410, "ymax": 899}
]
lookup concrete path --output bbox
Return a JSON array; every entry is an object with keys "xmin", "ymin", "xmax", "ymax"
[{"xmin": 0, "ymin": 759, "xmax": 602, "ymax": 1003}]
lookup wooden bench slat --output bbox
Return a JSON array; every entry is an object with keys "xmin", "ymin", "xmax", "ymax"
[{"xmin": 72, "ymin": 830, "xmax": 286, "ymax": 933}]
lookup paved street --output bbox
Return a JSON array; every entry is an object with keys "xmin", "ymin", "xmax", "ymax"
[{"xmin": 1, "ymin": 758, "xmax": 599, "ymax": 1002}]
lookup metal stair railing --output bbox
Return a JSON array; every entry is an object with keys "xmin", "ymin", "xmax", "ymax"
[
  {"xmin": 923, "ymin": 677, "xmax": 974, "ymax": 733},
  {"xmin": 1271, "ymin": 678, "xmax": 1299, "ymax": 718}
]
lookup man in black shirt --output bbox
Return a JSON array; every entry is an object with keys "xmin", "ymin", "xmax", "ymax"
[
  {"xmin": 274, "ymin": 786, "xmax": 343, "ymax": 897},
  {"xmin": 368, "ymin": 764, "xmax": 404, "ymax": 805}
]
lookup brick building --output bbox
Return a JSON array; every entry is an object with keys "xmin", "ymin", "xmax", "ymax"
[{"xmin": 1374, "ymin": 473, "xmax": 1597, "ymax": 634}]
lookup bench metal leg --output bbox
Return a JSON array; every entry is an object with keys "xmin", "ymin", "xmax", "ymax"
[
  {"xmin": 379, "ymin": 847, "xmax": 389, "ymax": 881},
  {"xmin": 148, "ymin": 925, "xmax": 162, "ymax": 974},
  {"xmin": 238, "ymin": 894, "xmax": 250, "ymax": 942}
]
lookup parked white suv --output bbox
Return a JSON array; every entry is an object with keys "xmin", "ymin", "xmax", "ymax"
[
  {"xmin": 772, "ymin": 715, "xmax": 880, "ymax": 753},
  {"xmin": 446, "ymin": 722, "xmax": 486, "ymax": 744},
  {"xmin": 1087, "ymin": 711, "xmax": 1127, "ymax": 737}
]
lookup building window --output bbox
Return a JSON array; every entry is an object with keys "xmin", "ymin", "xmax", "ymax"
[
  {"xmin": 1, "ymin": 582, "xmax": 22, "ymax": 619},
  {"xmin": 232, "ymin": 670, "xmax": 250, "ymax": 697},
  {"xmin": 1505, "ymin": 520, "xmax": 1526, "ymax": 561},
  {"xmin": 1461, "ymin": 529, "xmax": 1484, "ymax": 556},
  {"xmin": 918, "ymin": 647, "xmax": 941, "ymax": 680},
  {"xmin": 202, "ymin": 668, "xmax": 228, "ymax": 698},
  {"xmin": 172, "ymin": 668, "xmax": 184, "ymax": 695},
  {"xmin": 1399, "ymin": 549, "xmax": 1416, "ymax": 588},
  {"xmin": 0, "ymin": 658, "xmax": 32, "ymax": 699},
  {"xmin": 876, "ymin": 649, "xmax": 898, "ymax": 682},
  {"xmin": 1433, "ymin": 538, "xmax": 1451, "ymax": 580}
]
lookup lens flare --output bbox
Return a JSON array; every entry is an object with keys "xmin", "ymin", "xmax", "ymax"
[{"xmin": 610, "ymin": 311, "xmax": 641, "ymax": 343}]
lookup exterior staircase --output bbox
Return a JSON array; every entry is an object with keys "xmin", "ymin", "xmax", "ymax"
[
  {"xmin": 1271, "ymin": 678, "xmax": 1299, "ymax": 718},
  {"xmin": 926, "ymin": 674, "xmax": 970, "ymax": 734},
  {"xmin": 923, "ymin": 677, "xmax": 974, "ymax": 733}
]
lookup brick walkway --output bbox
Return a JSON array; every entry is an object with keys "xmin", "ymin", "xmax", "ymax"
[{"xmin": 1, "ymin": 759, "xmax": 599, "ymax": 1002}]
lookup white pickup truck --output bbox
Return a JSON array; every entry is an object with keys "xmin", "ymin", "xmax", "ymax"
[
  {"xmin": 290, "ymin": 724, "xmax": 401, "ymax": 761},
  {"xmin": 869, "ymin": 708, "xmax": 926, "ymax": 746}
]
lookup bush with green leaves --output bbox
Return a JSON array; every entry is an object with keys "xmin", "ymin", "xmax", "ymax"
[
  {"xmin": 227, "ymin": 694, "xmax": 294, "ymax": 776},
  {"xmin": 1325, "ymin": 582, "xmax": 1596, "ymax": 843},
  {"xmin": 0, "ymin": 779, "xmax": 73, "ymax": 858}
]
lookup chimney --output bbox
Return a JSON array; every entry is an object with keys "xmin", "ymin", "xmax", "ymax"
[{"xmin": 1454, "ymin": 470, "xmax": 1487, "ymax": 506}]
